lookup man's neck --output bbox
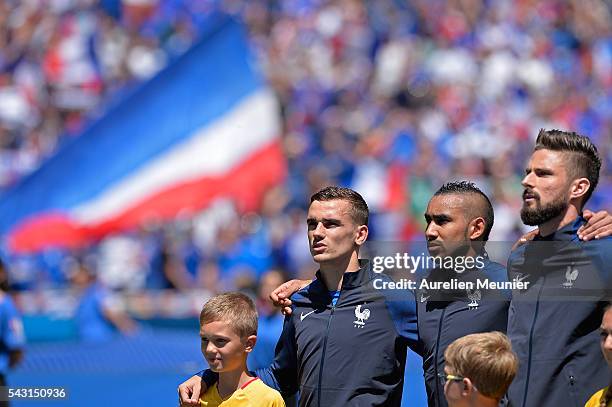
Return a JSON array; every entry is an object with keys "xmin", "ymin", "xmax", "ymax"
[
  {"xmin": 217, "ymin": 367, "xmax": 253, "ymax": 400},
  {"xmin": 319, "ymin": 256, "xmax": 361, "ymax": 291},
  {"xmin": 538, "ymin": 206, "xmax": 580, "ymax": 237},
  {"xmin": 464, "ymin": 246, "xmax": 480, "ymax": 260}
]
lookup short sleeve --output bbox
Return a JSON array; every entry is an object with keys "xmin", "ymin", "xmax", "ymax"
[{"xmin": 269, "ymin": 389, "xmax": 286, "ymax": 407}]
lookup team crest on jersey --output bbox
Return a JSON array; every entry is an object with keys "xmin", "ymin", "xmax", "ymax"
[
  {"xmin": 353, "ymin": 304, "xmax": 370, "ymax": 328},
  {"xmin": 562, "ymin": 264, "xmax": 579, "ymax": 288},
  {"xmin": 467, "ymin": 289, "xmax": 481, "ymax": 309},
  {"xmin": 513, "ymin": 273, "xmax": 529, "ymax": 285}
]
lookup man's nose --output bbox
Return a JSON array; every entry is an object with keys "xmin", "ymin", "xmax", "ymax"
[
  {"xmin": 425, "ymin": 223, "xmax": 438, "ymax": 240},
  {"xmin": 313, "ymin": 222, "xmax": 325, "ymax": 237},
  {"xmin": 521, "ymin": 172, "xmax": 535, "ymax": 188}
]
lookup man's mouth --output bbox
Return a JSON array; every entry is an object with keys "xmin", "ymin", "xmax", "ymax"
[
  {"xmin": 312, "ymin": 242, "xmax": 326, "ymax": 251},
  {"xmin": 522, "ymin": 190, "xmax": 538, "ymax": 202},
  {"xmin": 427, "ymin": 242, "xmax": 442, "ymax": 252}
]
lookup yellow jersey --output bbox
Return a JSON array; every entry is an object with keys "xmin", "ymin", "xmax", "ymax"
[
  {"xmin": 199, "ymin": 377, "xmax": 285, "ymax": 407},
  {"xmin": 585, "ymin": 387, "xmax": 608, "ymax": 407}
]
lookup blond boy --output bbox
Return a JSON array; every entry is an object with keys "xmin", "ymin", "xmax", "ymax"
[
  {"xmin": 441, "ymin": 332, "xmax": 518, "ymax": 407},
  {"xmin": 198, "ymin": 292, "xmax": 285, "ymax": 407}
]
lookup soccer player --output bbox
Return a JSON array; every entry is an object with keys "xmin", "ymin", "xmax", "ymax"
[
  {"xmin": 198, "ymin": 292, "xmax": 284, "ymax": 406},
  {"xmin": 179, "ymin": 186, "xmax": 419, "ymax": 406},
  {"xmin": 441, "ymin": 332, "xmax": 517, "ymax": 407},
  {"xmin": 507, "ymin": 129, "xmax": 612, "ymax": 407},
  {"xmin": 418, "ymin": 182, "xmax": 510, "ymax": 407}
]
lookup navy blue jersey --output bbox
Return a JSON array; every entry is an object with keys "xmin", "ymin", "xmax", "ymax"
[
  {"xmin": 416, "ymin": 258, "xmax": 510, "ymax": 407},
  {"xmin": 257, "ymin": 262, "xmax": 418, "ymax": 407},
  {"xmin": 507, "ymin": 217, "xmax": 612, "ymax": 407}
]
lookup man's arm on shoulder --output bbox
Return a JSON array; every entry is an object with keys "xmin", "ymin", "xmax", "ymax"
[
  {"xmin": 512, "ymin": 209, "xmax": 612, "ymax": 250},
  {"xmin": 256, "ymin": 314, "xmax": 299, "ymax": 398},
  {"xmin": 178, "ymin": 370, "xmax": 218, "ymax": 406},
  {"xmin": 383, "ymin": 287, "xmax": 420, "ymax": 355},
  {"xmin": 578, "ymin": 209, "xmax": 612, "ymax": 241},
  {"xmin": 270, "ymin": 279, "xmax": 311, "ymax": 316},
  {"xmin": 589, "ymin": 235, "xmax": 612, "ymax": 289}
]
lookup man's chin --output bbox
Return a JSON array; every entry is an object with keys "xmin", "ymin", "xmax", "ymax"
[
  {"xmin": 311, "ymin": 253, "xmax": 330, "ymax": 265},
  {"xmin": 520, "ymin": 208, "xmax": 542, "ymax": 226},
  {"xmin": 426, "ymin": 248, "xmax": 444, "ymax": 258}
]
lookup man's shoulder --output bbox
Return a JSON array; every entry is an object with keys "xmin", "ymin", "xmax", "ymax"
[
  {"xmin": 289, "ymin": 278, "xmax": 322, "ymax": 304},
  {"xmin": 580, "ymin": 237, "xmax": 612, "ymax": 275},
  {"xmin": 508, "ymin": 243, "xmax": 529, "ymax": 264},
  {"xmin": 483, "ymin": 259, "xmax": 506, "ymax": 273},
  {"xmin": 582, "ymin": 235, "xmax": 612, "ymax": 250}
]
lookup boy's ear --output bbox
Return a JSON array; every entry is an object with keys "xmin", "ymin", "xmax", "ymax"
[
  {"xmin": 244, "ymin": 335, "xmax": 257, "ymax": 353},
  {"xmin": 462, "ymin": 378, "xmax": 475, "ymax": 396}
]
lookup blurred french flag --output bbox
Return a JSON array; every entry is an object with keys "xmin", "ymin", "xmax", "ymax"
[{"xmin": 0, "ymin": 16, "xmax": 285, "ymax": 253}]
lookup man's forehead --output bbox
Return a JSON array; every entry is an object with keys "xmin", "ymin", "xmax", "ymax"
[
  {"xmin": 528, "ymin": 149, "xmax": 568, "ymax": 169},
  {"xmin": 308, "ymin": 199, "xmax": 351, "ymax": 216},
  {"xmin": 426, "ymin": 194, "xmax": 470, "ymax": 213}
]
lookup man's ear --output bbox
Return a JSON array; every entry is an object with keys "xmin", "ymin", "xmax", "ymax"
[
  {"xmin": 468, "ymin": 217, "xmax": 486, "ymax": 240},
  {"xmin": 244, "ymin": 335, "xmax": 257, "ymax": 353},
  {"xmin": 570, "ymin": 178, "xmax": 590, "ymax": 201},
  {"xmin": 355, "ymin": 225, "xmax": 369, "ymax": 246}
]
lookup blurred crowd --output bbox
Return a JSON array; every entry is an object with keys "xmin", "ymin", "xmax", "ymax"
[{"xmin": 0, "ymin": 0, "xmax": 611, "ymax": 316}]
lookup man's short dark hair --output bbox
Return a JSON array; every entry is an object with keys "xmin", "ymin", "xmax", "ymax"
[
  {"xmin": 434, "ymin": 181, "xmax": 494, "ymax": 241},
  {"xmin": 310, "ymin": 186, "xmax": 369, "ymax": 226},
  {"xmin": 535, "ymin": 129, "xmax": 601, "ymax": 205}
]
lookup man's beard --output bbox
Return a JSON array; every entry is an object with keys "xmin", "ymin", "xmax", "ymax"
[{"xmin": 520, "ymin": 193, "xmax": 569, "ymax": 226}]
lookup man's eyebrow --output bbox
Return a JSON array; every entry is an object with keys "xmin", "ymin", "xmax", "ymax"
[
  {"xmin": 307, "ymin": 217, "xmax": 341, "ymax": 223},
  {"xmin": 425, "ymin": 213, "xmax": 452, "ymax": 221},
  {"xmin": 526, "ymin": 166, "xmax": 554, "ymax": 174},
  {"xmin": 537, "ymin": 168, "xmax": 554, "ymax": 174}
]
